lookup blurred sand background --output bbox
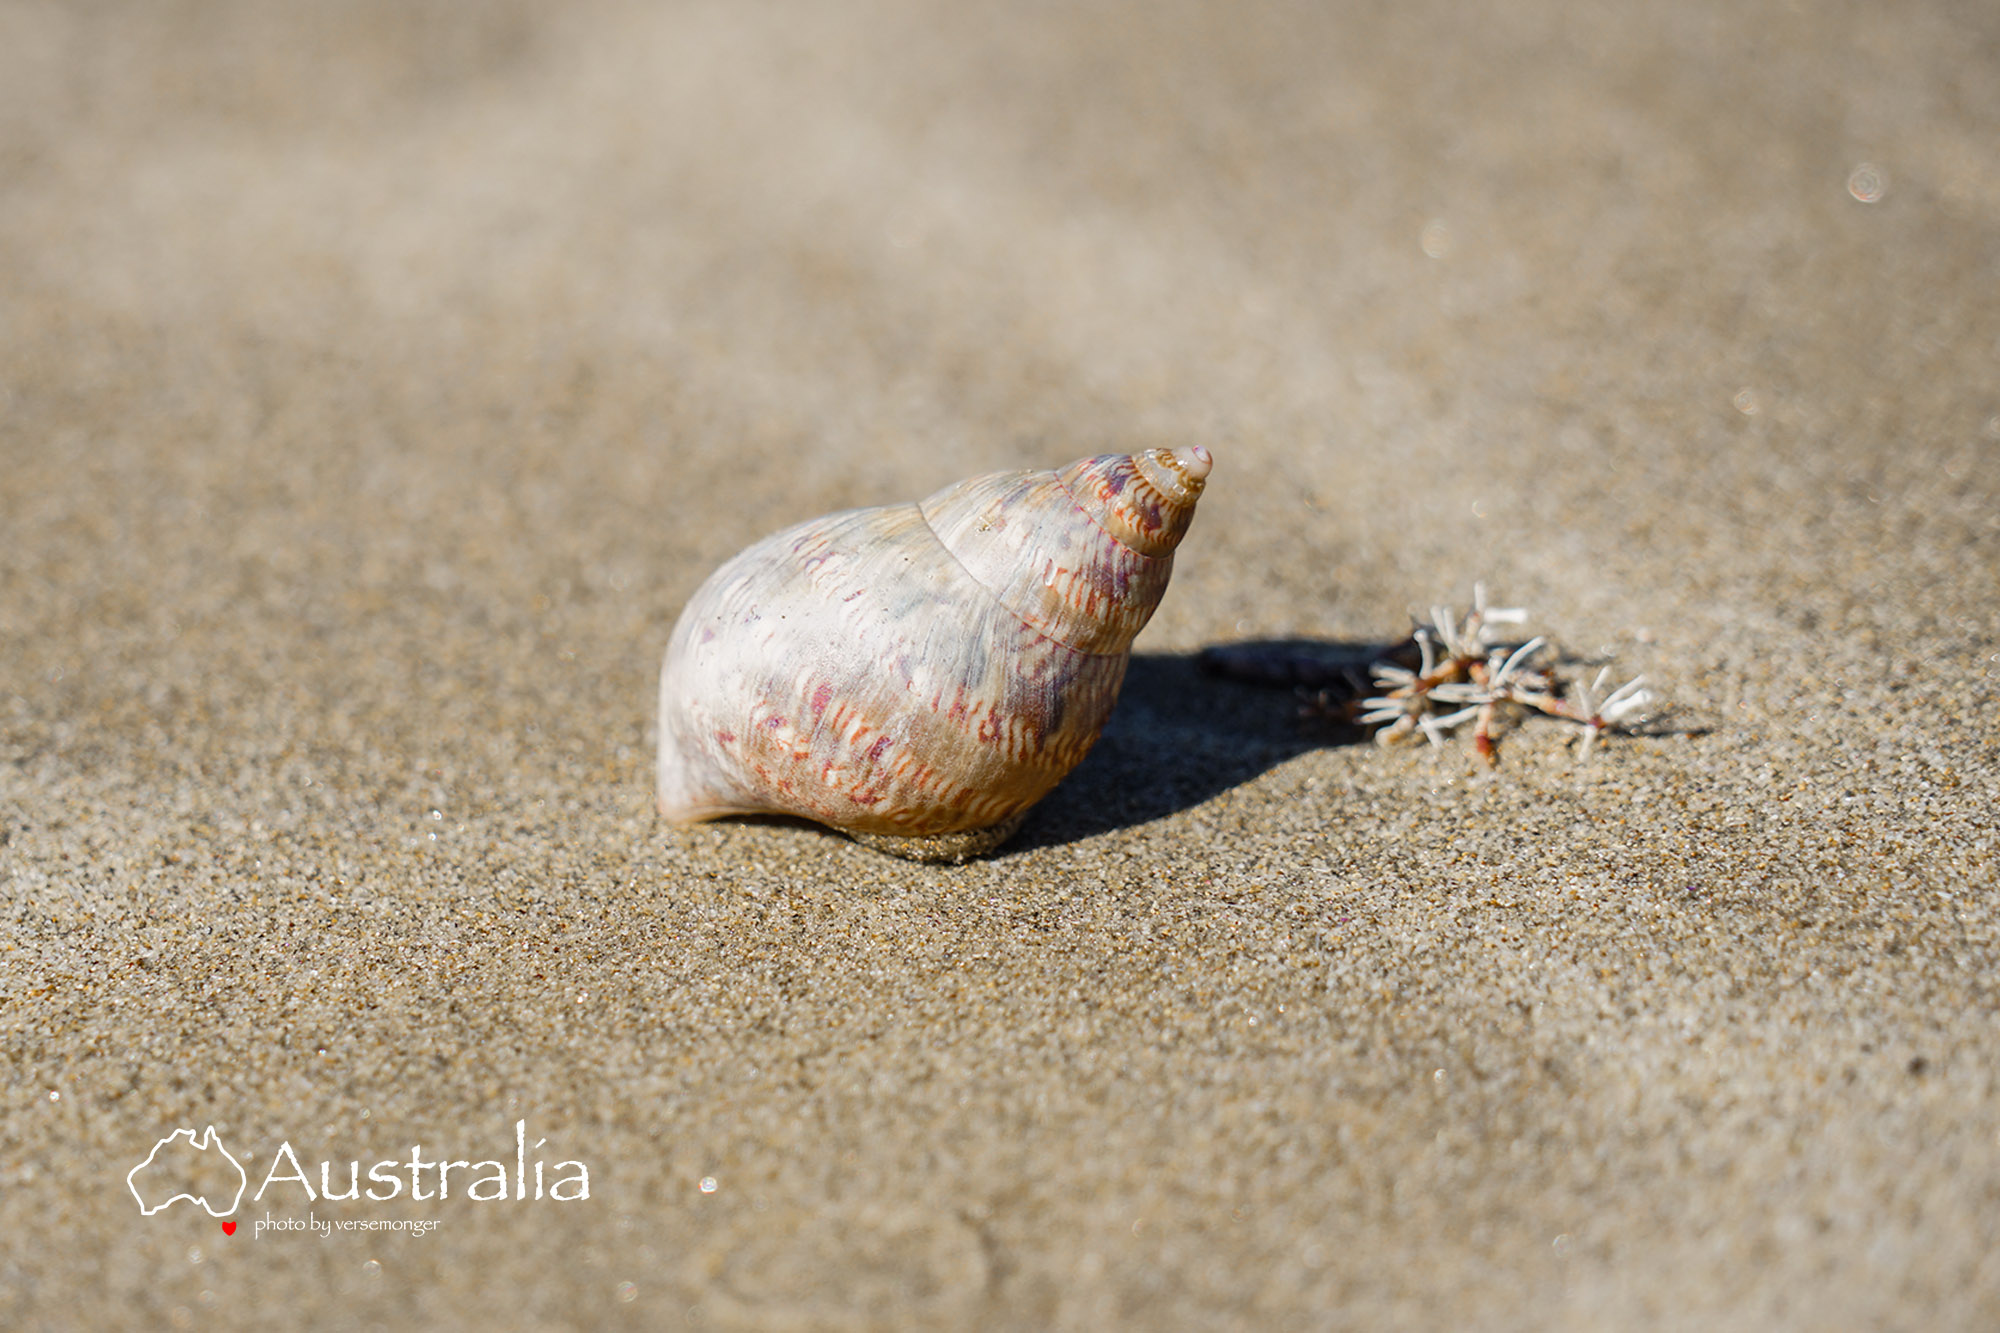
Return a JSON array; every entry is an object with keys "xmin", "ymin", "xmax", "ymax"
[{"xmin": 4, "ymin": 0, "xmax": 1999, "ymax": 1327}]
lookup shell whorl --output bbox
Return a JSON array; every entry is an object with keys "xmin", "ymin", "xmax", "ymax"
[
  {"xmin": 919, "ymin": 446, "xmax": 1209, "ymax": 655},
  {"xmin": 657, "ymin": 448, "xmax": 1210, "ymax": 854}
]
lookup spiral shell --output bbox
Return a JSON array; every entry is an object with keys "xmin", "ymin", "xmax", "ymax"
[{"xmin": 656, "ymin": 447, "xmax": 1212, "ymax": 861}]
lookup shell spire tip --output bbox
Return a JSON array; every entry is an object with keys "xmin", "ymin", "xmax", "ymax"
[{"xmin": 1174, "ymin": 445, "xmax": 1213, "ymax": 483}]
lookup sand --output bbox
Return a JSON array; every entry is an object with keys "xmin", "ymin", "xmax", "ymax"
[{"xmin": 4, "ymin": 1, "xmax": 1998, "ymax": 1327}]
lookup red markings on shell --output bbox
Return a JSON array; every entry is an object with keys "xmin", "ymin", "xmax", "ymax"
[{"xmin": 656, "ymin": 449, "xmax": 1211, "ymax": 857}]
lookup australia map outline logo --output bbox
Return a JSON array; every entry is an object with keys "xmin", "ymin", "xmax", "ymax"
[{"xmin": 127, "ymin": 1125, "xmax": 247, "ymax": 1217}]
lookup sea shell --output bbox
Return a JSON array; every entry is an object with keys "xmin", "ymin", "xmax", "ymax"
[{"xmin": 656, "ymin": 446, "xmax": 1213, "ymax": 861}]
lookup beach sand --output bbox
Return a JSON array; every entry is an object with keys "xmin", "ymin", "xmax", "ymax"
[{"xmin": 4, "ymin": 1, "xmax": 1998, "ymax": 1326}]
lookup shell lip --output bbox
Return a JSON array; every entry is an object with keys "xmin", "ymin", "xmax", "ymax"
[{"xmin": 657, "ymin": 795, "xmax": 769, "ymax": 823}]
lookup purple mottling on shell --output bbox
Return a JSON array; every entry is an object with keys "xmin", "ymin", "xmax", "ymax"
[{"xmin": 1056, "ymin": 451, "xmax": 1202, "ymax": 557}]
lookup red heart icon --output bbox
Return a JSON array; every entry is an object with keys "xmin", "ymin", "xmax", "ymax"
[{"xmin": 221, "ymin": 1222, "xmax": 237, "ymax": 1236}]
